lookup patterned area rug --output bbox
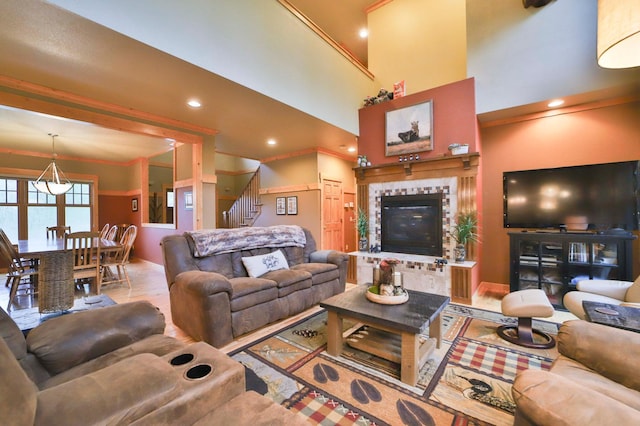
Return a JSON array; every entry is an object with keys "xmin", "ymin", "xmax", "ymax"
[{"xmin": 230, "ymin": 304, "xmax": 559, "ymax": 426}]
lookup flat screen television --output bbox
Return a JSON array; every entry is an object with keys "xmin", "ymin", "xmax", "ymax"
[{"xmin": 503, "ymin": 161, "xmax": 640, "ymax": 230}]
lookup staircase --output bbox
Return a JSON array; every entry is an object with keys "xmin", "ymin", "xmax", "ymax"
[{"xmin": 223, "ymin": 168, "xmax": 261, "ymax": 228}]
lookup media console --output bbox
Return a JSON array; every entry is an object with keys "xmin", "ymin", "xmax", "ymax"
[{"xmin": 509, "ymin": 231, "xmax": 636, "ymax": 309}]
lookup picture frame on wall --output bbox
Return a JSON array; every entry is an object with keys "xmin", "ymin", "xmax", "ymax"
[
  {"xmin": 286, "ymin": 196, "xmax": 298, "ymax": 215},
  {"xmin": 385, "ymin": 100, "xmax": 433, "ymax": 156},
  {"xmin": 276, "ymin": 197, "xmax": 286, "ymax": 215},
  {"xmin": 184, "ymin": 191, "xmax": 193, "ymax": 210},
  {"xmin": 131, "ymin": 198, "xmax": 138, "ymax": 212}
]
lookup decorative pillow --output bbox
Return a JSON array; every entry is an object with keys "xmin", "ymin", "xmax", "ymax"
[{"xmin": 242, "ymin": 250, "xmax": 290, "ymax": 278}]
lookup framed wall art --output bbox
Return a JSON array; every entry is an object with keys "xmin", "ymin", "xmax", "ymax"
[
  {"xmin": 276, "ymin": 197, "xmax": 286, "ymax": 215},
  {"xmin": 286, "ymin": 196, "xmax": 298, "ymax": 215},
  {"xmin": 385, "ymin": 100, "xmax": 433, "ymax": 156},
  {"xmin": 184, "ymin": 191, "xmax": 193, "ymax": 210}
]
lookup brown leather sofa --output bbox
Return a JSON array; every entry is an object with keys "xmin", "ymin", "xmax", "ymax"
[
  {"xmin": 0, "ymin": 301, "xmax": 307, "ymax": 425},
  {"xmin": 511, "ymin": 320, "xmax": 640, "ymax": 425},
  {"xmin": 161, "ymin": 226, "xmax": 348, "ymax": 348}
]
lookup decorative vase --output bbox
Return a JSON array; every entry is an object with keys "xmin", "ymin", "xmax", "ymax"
[
  {"xmin": 359, "ymin": 238, "xmax": 368, "ymax": 252},
  {"xmin": 454, "ymin": 244, "xmax": 466, "ymax": 263},
  {"xmin": 380, "ymin": 264, "xmax": 394, "ymax": 286}
]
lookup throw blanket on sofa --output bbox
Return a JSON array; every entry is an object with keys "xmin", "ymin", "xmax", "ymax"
[{"xmin": 186, "ymin": 225, "xmax": 307, "ymax": 257}]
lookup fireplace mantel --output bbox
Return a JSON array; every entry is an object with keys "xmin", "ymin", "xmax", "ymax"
[{"xmin": 354, "ymin": 152, "xmax": 480, "ymax": 183}]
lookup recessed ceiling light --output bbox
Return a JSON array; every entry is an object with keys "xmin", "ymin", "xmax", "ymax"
[
  {"xmin": 547, "ymin": 99, "xmax": 564, "ymax": 108},
  {"xmin": 359, "ymin": 28, "xmax": 369, "ymax": 39},
  {"xmin": 347, "ymin": 147, "xmax": 356, "ymax": 153},
  {"xmin": 267, "ymin": 139, "xmax": 277, "ymax": 146},
  {"xmin": 187, "ymin": 99, "xmax": 202, "ymax": 108}
]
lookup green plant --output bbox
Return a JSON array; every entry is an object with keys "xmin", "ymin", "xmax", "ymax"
[
  {"xmin": 450, "ymin": 211, "xmax": 478, "ymax": 245},
  {"xmin": 356, "ymin": 208, "xmax": 368, "ymax": 239}
]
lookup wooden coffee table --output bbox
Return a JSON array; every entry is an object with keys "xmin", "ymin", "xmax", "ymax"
[{"xmin": 320, "ymin": 286, "xmax": 449, "ymax": 386}]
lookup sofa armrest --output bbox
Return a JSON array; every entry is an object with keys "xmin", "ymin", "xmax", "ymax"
[
  {"xmin": 174, "ymin": 270, "xmax": 233, "ymax": 296},
  {"xmin": 170, "ymin": 271, "xmax": 234, "ymax": 347},
  {"xmin": 36, "ymin": 353, "xmax": 179, "ymax": 425},
  {"xmin": 558, "ymin": 320, "xmax": 640, "ymax": 391},
  {"xmin": 310, "ymin": 250, "xmax": 349, "ymax": 289},
  {"xmin": 512, "ymin": 370, "xmax": 638, "ymax": 426},
  {"xmin": 26, "ymin": 301, "xmax": 166, "ymax": 375},
  {"xmin": 310, "ymin": 249, "xmax": 349, "ymax": 266},
  {"xmin": 576, "ymin": 279, "xmax": 632, "ymax": 300}
]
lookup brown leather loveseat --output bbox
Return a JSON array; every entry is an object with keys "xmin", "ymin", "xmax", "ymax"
[{"xmin": 161, "ymin": 225, "xmax": 348, "ymax": 347}]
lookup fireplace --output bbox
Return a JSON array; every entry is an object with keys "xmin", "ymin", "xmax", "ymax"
[{"xmin": 380, "ymin": 193, "xmax": 443, "ymax": 256}]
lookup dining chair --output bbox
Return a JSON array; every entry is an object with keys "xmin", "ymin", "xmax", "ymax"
[
  {"xmin": 99, "ymin": 223, "xmax": 110, "ymax": 239},
  {"xmin": 0, "ymin": 228, "xmax": 38, "ymax": 311},
  {"xmin": 105, "ymin": 225, "xmax": 118, "ymax": 241},
  {"xmin": 101, "ymin": 225, "xmax": 137, "ymax": 289},
  {"xmin": 47, "ymin": 225, "xmax": 71, "ymax": 239},
  {"xmin": 113, "ymin": 224, "xmax": 130, "ymax": 243},
  {"xmin": 65, "ymin": 231, "xmax": 101, "ymax": 294}
]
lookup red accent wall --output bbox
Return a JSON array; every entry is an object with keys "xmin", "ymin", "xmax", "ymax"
[
  {"xmin": 98, "ymin": 195, "xmax": 140, "ymax": 231},
  {"xmin": 481, "ymin": 100, "xmax": 640, "ymax": 285},
  {"xmin": 358, "ymin": 78, "xmax": 478, "ymax": 165}
]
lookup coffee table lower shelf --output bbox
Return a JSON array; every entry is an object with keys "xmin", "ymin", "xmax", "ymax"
[{"xmin": 345, "ymin": 324, "xmax": 436, "ymax": 369}]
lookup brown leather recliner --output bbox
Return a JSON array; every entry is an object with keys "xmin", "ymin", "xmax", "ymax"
[
  {"xmin": 0, "ymin": 301, "xmax": 305, "ymax": 425},
  {"xmin": 511, "ymin": 320, "xmax": 640, "ymax": 425}
]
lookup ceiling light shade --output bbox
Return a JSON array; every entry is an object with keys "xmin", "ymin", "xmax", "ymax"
[
  {"xmin": 597, "ymin": 0, "xmax": 640, "ymax": 69},
  {"xmin": 32, "ymin": 134, "xmax": 73, "ymax": 195}
]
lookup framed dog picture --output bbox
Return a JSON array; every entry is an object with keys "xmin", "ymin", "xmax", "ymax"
[{"xmin": 385, "ymin": 100, "xmax": 433, "ymax": 156}]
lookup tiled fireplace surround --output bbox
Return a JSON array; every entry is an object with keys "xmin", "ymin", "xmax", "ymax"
[{"xmin": 354, "ymin": 156, "xmax": 479, "ymax": 301}]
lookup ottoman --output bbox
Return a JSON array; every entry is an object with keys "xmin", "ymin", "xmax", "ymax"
[{"xmin": 497, "ymin": 289, "xmax": 555, "ymax": 349}]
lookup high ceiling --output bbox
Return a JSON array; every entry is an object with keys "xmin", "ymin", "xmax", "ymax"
[{"xmin": 0, "ymin": 0, "xmax": 373, "ymax": 164}]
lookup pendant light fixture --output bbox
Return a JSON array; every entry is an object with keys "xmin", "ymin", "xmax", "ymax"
[
  {"xmin": 597, "ymin": 0, "xmax": 640, "ymax": 69},
  {"xmin": 32, "ymin": 133, "xmax": 74, "ymax": 195}
]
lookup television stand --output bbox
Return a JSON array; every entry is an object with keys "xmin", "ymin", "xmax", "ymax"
[{"xmin": 509, "ymin": 231, "xmax": 636, "ymax": 309}]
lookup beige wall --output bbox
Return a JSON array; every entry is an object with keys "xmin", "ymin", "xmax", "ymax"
[
  {"xmin": 0, "ymin": 151, "xmax": 138, "ymax": 191},
  {"xmin": 368, "ymin": 0, "xmax": 467, "ymax": 95},
  {"xmin": 318, "ymin": 153, "xmax": 356, "ymax": 194},
  {"xmin": 255, "ymin": 152, "xmax": 356, "ymax": 246},
  {"xmin": 51, "ymin": 0, "xmax": 374, "ymax": 135}
]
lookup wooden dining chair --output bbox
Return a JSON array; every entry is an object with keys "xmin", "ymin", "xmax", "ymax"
[
  {"xmin": 101, "ymin": 225, "xmax": 137, "ymax": 289},
  {"xmin": 65, "ymin": 231, "xmax": 101, "ymax": 294},
  {"xmin": 105, "ymin": 225, "xmax": 118, "ymax": 241},
  {"xmin": 47, "ymin": 226, "xmax": 71, "ymax": 239},
  {"xmin": 99, "ymin": 223, "xmax": 110, "ymax": 239},
  {"xmin": 0, "ymin": 228, "xmax": 38, "ymax": 311}
]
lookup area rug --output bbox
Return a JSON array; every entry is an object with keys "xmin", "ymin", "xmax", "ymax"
[{"xmin": 230, "ymin": 304, "xmax": 559, "ymax": 426}]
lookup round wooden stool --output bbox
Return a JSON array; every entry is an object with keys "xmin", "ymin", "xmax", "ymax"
[{"xmin": 497, "ymin": 289, "xmax": 556, "ymax": 349}]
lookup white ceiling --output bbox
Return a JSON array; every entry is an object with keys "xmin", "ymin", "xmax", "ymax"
[{"xmin": 0, "ymin": 0, "xmax": 373, "ymax": 164}]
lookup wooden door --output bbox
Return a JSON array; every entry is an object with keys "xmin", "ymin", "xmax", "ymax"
[{"xmin": 322, "ymin": 179, "xmax": 343, "ymax": 250}]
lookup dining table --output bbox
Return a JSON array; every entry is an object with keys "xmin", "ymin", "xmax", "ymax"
[{"xmin": 17, "ymin": 237, "xmax": 121, "ymax": 313}]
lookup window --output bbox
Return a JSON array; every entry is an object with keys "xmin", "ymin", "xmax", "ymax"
[
  {"xmin": 65, "ymin": 183, "xmax": 91, "ymax": 232},
  {"xmin": 0, "ymin": 177, "xmax": 94, "ymax": 240},
  {"xmin": 0, "ymin": 178, "xmax": 18, "ymax": 241}
]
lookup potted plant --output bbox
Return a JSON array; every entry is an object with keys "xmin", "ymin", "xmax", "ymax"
[
  {"xmin": 450, "ymin": 211, "xmax": 478, "ymax": 262},
  {"xmin": 356, "ymin": 208, "xmax": 369, "ymax": 251}
]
